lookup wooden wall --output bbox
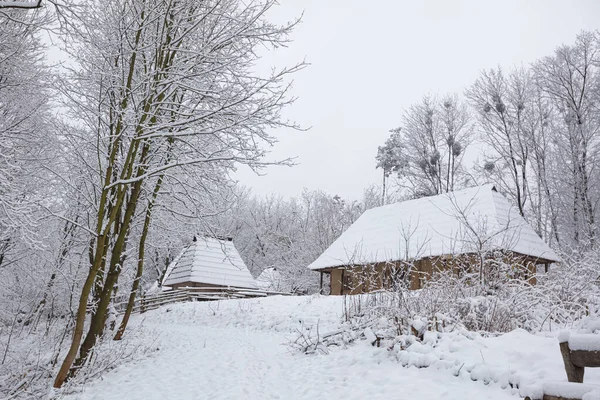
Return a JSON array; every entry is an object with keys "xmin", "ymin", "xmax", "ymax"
[
  {"xmin": 326, "ymin": 252, "xmax": 543, "ymax": 295},
  {"xmin": 330, "ymin": 269, "xmax": 343, "ymax": 295}
]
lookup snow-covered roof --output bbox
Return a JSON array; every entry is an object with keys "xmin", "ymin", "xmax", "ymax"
[
  {"xmin": 256, "ymin": 267, "xmax": 290, "ymax": 292},
  {"xmin": 163, "ymin": 237, "xmax": 258, "ymax": 289},
  {"xmin": 256, "ymin": 268, "xmax": 281, "ymax": 291},
  {"xmin": 308, "ymin": 185, "xmax": 560, "ymax": 271}
]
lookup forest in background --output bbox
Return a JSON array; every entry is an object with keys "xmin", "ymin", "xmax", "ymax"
[
  {"xmin": 220, "ymin": 30, "xmax": 600, "ymax": 294},
  {"xmin": 0, "ymin": 0, "xmax": 599, "ymax": 397}
]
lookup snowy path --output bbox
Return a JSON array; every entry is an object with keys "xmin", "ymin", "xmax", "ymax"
[{"xmin": 65, "ymin": 301, "xmax": 517, "ymax": 400}]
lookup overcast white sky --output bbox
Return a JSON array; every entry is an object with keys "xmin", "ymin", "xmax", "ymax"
[{"xmin": 234, "ymin": 0, "xmax": 600, "ymax": 200}]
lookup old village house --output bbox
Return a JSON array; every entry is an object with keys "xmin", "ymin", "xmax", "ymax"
[{"xmin": 308, "ymin": 185, "xmax": 560, "ymax": 295}]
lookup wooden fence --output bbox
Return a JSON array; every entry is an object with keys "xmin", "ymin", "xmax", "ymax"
[
  {"xmin": 524, "ymin": 333, "xmax": 600, "ymax": 400},
  {"xmin": 114, "ymin": 286, "xmax": 291, "ymax": 315}
]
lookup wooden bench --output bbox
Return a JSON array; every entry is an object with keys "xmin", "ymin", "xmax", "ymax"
[{"xmin": 524, "ymin": 333, "xmax": 600, "ymax": 400}]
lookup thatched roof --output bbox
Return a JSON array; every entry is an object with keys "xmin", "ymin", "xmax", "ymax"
[{"xmin": 308, "ymin": 185, "xmax": 560, "ymax": 271}]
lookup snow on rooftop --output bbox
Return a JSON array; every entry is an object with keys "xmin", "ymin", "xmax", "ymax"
[
  {"xmin": 256, "ymin": 267, "xmax": 291, "ymax": 292},
  {"xmin": 163, "ymin": 236, "xmax": 258, "ymax": 289},
  {"xmin": 308, "ymin": 185, "xmax": 560, "ymax": 271}
]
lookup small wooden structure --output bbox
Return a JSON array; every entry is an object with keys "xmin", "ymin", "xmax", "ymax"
[
  {"xmin": 162, "ymin": 235, "xmax": 258, "ymax": 292},
  {"xmin": 115, "ymin": 286, "xmax": 290, "ymax": 315},
  {"xmin": 308, "ymin": 185, "xmax": 560, "ymax": 295},
  {"xmin": 524, "ymin": 333, "xmax": 600, "ymax": 400},
  {"xmin": 559, "ymin": 334, "xmax": 600, "ymax": 384}
]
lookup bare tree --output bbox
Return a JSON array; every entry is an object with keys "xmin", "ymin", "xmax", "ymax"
[
  {"xmin": 525, "ymin": 78, "xmax": 562, "ymax": 245},
  {"xmin": 377, "ymin": 95, "xmax": 472, "ymax": 198},
  {"xmin": 0, "ymin": 9, "xmax": 50, "ymax": 256},
  {"xmin": 467, "ymin": 67, "xmax": 533, "ymax": 217},
  {"xmin": 53, "ymin": 0, "xmax": 305, "ymax": 387},
  {"xmin": 534, "ymin": 31, "xmax": 600, "ymax": 249}
]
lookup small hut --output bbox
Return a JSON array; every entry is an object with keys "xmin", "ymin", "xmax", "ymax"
[
  {"xmin": 162, "ymin": 236, "xmax": 257, "ymax": 291},
  {"xmin": 308, "ymin": 185, "xmax": 560, "ymax": 295}
]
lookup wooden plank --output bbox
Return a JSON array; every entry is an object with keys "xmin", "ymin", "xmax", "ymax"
[
  {"xmin": 120, "ymin": 285, "xmax": 291, "ymax": 315},
  {"xmin": 330, "ymin": 269, "xmax": 342, "ymax": 295},
  {"xmin": 115, "ymin": 291, "xmax": 187, "ymax": 307},
  {"xmin": 137, "ymin": 296, "xmax": 188, "ymax": 305},
  {"xmin": 524, "ymin": 395, "xmax": 585, "ymax": 400},
  {"xmin": 134, "ymin": 294, "xmax": 189, "ymax": 305},
  {"xmin": 560, "ymin": 341, "xmax": 585, "ymax": 383},
  {"xmin": 319, "ymin": 272, "xmax": 323, "ymax": 294},
  {"xmin": 236, "ymin": 291, "xmax": 267, "ymax": 297},
  {"xmin": 129, "ymin": 295, "xmax": 190, "ymax": 312},
  {"xmin": 193, "ymin": 295, "xmax": 228, "ymax": 301},
  {"xmin": 132, "ymin": 299, "xmax": 186, "ymax": 311},
  {"xmin": 140, "ymin": 293, "xmax": 188, "ymax": 303},
  {"xmin": 570, "ymin": 350, "xmax": 600, "ymax": 368}
]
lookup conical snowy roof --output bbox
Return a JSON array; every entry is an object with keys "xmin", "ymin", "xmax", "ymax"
[
  {"xmin": 163, "ymin": 236, "xmax": 257, "ymax": 289},
  {"xmin": 308, "ymin": 185, "xmax": 560, "ymax": 271}
]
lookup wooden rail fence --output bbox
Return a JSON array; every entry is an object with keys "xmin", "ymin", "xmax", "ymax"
[
  {"xmin": 524, "ymin": 333, "xmax": 600, "ymax": 400},
  {"xmin": 114, "ymin": 286, "xmax": 290, "ymax": 315}
]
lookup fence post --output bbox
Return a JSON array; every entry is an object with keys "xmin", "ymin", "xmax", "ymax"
[
  {"xmin": 560, "ymin": 341, "xmax": 585, "ymax": 383},
  {"xmin": 319, "ymin": 272, "xmax": 324, "ymax": 295},
  {"xmin": 140, "ymin": 294, "xmax": 146, "ymax": 314}
]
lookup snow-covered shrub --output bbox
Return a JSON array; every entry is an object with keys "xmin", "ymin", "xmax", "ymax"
[
  {"xmin": 0, "ymin": 324, "xmax": 68, "ymax": 399},
  {"xmin": 289, "ymin": 321, "xmax": 329, "ymax": 354},
  {"xmin": 533, "ymin": 250, "xmax": 600, "ymax": 330},
  {"xmin": 343, "ymin": 250, "xmax": 600, "ymax": 337},
  {"xmin": 0, "ymin": 311, "xmax": 159, "ymax": 399},
  {"xmin": 55, "ymin": 326, "xmax": 160, "ymax": 397},
  {"xmin": 306, "ymin": 253, "xmax": 600, "ymax": 393}
]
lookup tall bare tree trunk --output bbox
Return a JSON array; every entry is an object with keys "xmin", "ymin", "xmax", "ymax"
[
  {"xmin": 53, "ymin": 11, "xmax": 146, "ymax": 385},
  {"xmin": 381, "ymin": 170, "xmax": 386, "ymax": 206},
  {"xmin": 114, "ymin": 171, "xmax": 165, "ymax": 340},
  {"xmin": 74, "ymin": 142, "xmax": 150, "ymax": 368}
]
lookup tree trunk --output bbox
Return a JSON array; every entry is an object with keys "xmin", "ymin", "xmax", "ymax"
[
  {"xmin": 114, "ymin": 171, "xmax": 166, "ymax": 340},
  {"xmin": 52, "ymin": 233, "xmax": 109, "ymax": 388},
  {"xmin": 381, "ymin": 170, "xmax": 386, "ymax": 206},
  {"xmin": 74, "ymin": 166, "xmax": 146, "ymax": 367}
]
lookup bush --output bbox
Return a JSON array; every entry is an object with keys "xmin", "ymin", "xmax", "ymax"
[{"xmin": 341, "ymin": 252, "xmax": 600, "ymax": 337}]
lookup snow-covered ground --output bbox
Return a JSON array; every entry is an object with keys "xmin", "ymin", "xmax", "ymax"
[{"xmin": 61, "ymin": 295, "xmax": 600, "ymax": 400}]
